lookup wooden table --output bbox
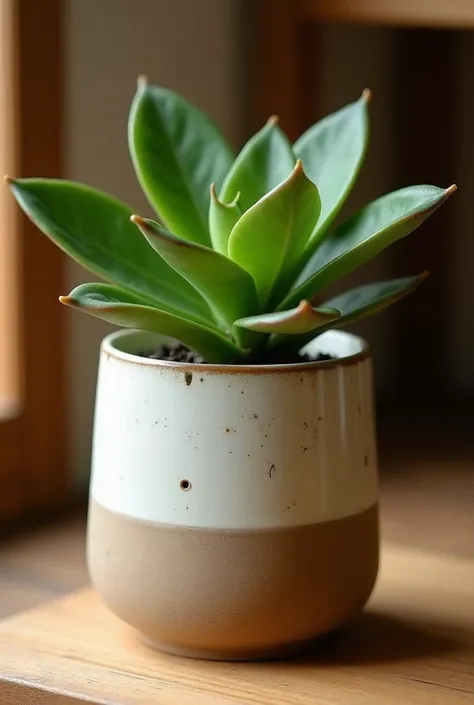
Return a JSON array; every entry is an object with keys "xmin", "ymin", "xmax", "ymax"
[{"xmin": 0, "ymin": 542, "xmax": 473, "ymax": 704}]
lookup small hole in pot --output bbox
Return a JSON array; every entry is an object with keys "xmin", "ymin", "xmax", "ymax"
[{"xmin": 180, "ymin": 479, "xmax": 191, "ymax": 491}]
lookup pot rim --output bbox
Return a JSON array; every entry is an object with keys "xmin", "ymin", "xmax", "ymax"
[{"xmin": 101, "ymin": 328, "xmax": 371, "ymax": 374}]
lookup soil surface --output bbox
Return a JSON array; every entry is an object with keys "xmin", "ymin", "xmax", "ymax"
[
  {"xmin": 140, "ymin": 343, "xmax": 333, "ymax": 365},
  {"xmin": 145, "ymin": 344, "xmax": 205, "ymax": 364}
]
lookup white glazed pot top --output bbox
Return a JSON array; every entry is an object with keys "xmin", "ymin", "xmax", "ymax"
[{"xmin": 90, "ymin": 329, "xmax": 378, "ymax": 530}]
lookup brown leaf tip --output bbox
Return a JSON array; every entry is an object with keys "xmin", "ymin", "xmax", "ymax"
[
  {"xmin": 137, "ymin": 74, "xmax": 148, "ymax": 90},
  {"xmin": 298, "ymin": 299, "xmax": 313, "ymax": 313},
  {"xmin": 59, "ymin": 295, "xmax": 75, "ymax": 306},
  {"xmin": 130, "ymin": 214, "xmax": 147, "ymax": 228},
  {"xmin": 292, "ymin": 160, "xmax": 307, "ymax": 179},
  {"xmin": 445, "ymin": 184, "xmax": 457, "ymax": 197},
  {"xmin": 362, "ymin": 88, "xmax": 372, "ymax": 103},
  {"xmin": 3, "ymin": 175, "xmax": 13, "ymax": 185},
  {"xmin": 267, "ymin": 114, "xmax": 279, "ymax": 126}
]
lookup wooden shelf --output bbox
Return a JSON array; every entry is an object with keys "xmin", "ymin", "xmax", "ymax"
[
  {"xmin": 301, "ymin": 0, "xmax": 474, "ymax": 28},
  {"xmin": 0, "ymin": 542, "xmax": 473, "ymax": 703}
]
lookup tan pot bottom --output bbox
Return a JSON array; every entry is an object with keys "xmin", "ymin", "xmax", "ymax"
[{"xmin": 87, "ymin": 500, "xmax": 379, "ymax": 661}]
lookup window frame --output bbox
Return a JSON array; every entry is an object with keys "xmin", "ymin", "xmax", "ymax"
[{"xmin": 0, "ymin": 0, "xmax": 67, "ymax": 522}]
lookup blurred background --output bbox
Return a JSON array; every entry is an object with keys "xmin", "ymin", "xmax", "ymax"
[{"xmin": 0, "ymin": 0, "xmax": 473, "ymax": 614}]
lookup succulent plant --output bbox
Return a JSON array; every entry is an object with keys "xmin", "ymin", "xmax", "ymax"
[{"xmin": 7, "ymin": 78, "xmax": 456, "ymax": 364}]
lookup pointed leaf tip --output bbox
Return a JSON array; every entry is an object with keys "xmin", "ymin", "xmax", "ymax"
[
  {"xmin": 229, "ymin": 190, "xmax": 240, "ymax": 206},
  {"xmin": 209, "ymin": 183, "xmax": 241, "ymax": 255},
  {"xmin": 128, "ymin": 81, "xmax": 233, "ymax": 246},
  {"xmin": 294, "ymin": 159, "xmax": 304, "ymax": 174},
  {"xmin": 137, "ymin": 74, "xmax": 148, "ymax": 90},
  {"xmin": 3, "ymin": 175, "xmax": 12, "ymax": 185},
  {"xmin": 270, "ymin": 271, "xmax": 429, "ymax": 355},
  {"xmin": 219, "ymin": 112, "xmax": 294, "ymax": 213},
  {"xmin": 293, "ymin": 91, "xmax": 370, "ymax": 248},
  {"xmin": 421, "ymin": 183, "xmax": 457, "ymax": 212},
  {"xmin": 59, "ymin": 295, "xmax": 73, "ymax": 306},
  {"xmin": 61, "ymin": 282, "xmax": 244, "ymax": 363},
  {"xmin": 234, "ymin": 299, "xmax": 339, "ymax": 335},
  {"xmin": 210, "ymin": 181, "xmax": 240, "ymax": 207},
  {"xmin": 130, "ymin": 214, "xmax": 145, "ymax": 227},
  {"xmin": 228, "ymin": 157, "xmax": 321, "ymax": 306},
  {"xmin": 362, "ymin": 88, "xmax": 372, "ymax": 102},
  {"xmin": 297, "ymin": 299, "xmax": 313, "ymax": 314}
]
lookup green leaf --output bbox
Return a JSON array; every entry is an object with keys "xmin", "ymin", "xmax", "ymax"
[
  {"xmin": 270, "ymin": 271, "xmax": 429, "ymax": 353},
  {"xmin": 7, "ymin": 177, "xmax": 212, "ymax": 325},
  {"xmin": 234, "ymin": 300, "xmax": 340, "ymax": 335},
  {"xmin": 281, "ymin": 184, "xmax": 456, "ymax": 310},
  {"xmin": 131, "ymin": 216, "xmax": 259, "ymax": 342},
  {"xmin": 209, "ymin": 184, "xmax": 241, "ymax": 255},
  {"xmin": 228, "ymin": 161, "xmax": 321, "ymax": 306},
  {"xmin": 219, "ymin": 116, "xmax": 296, "ymax": 213},
  {"xmin": 321, "ymin": 271, "xmax": 429, "ymax": 324},
  {"xmin": 294, "ymin": 90, "xmax": 370, "ymax": 246},
  {"xmin": 60, "ymin": 283, "xmax": 245, "ymax": 364},
  {"xmin": 128, "ymin": 78, "xmax": 234, "ymax": 246}
]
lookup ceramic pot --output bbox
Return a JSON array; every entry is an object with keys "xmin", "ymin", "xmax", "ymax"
[{"xmin": 87, "ymin": 328, "xmax": 379, "ymax": 660}]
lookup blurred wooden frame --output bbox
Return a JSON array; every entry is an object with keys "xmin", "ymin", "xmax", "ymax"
[
  {"xmin": 258, "ymin": 0, "xmax": 468, "ymax": 401},
  {"xmin": 300, "ymin": 0, "xmax": 474, "ymax": 29},
  {"xmin": 0, "ymin": 0, "xmax": 66, "ymax": 522}
]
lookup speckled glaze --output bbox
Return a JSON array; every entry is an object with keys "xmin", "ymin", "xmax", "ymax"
[{"xmin": 87, "ymin": 329, "xmax": 380, "ymax": 660}]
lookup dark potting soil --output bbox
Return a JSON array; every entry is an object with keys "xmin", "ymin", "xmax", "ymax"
[
  {"xmin": 140, "ymin": 343, "xmax": 334, "ymax": 365},
  {"xmin": 144, "ymin": 343, "xmax": 205, "ymax": 364}
]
